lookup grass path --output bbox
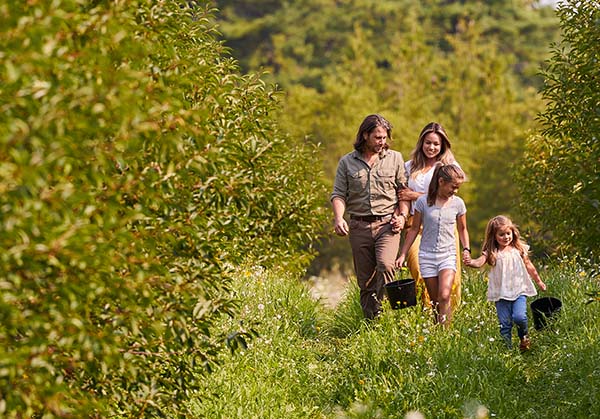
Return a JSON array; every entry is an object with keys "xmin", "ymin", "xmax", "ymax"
[{"xmin": 191, "ymin": 262, "xmax": 600, "ymax": 419}]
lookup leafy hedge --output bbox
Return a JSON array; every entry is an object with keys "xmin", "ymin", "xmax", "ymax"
[
  {"xmin": 517, "ymin": 0, "xmax": 599, "ymax": 262},
  {"xmin": 0, "ymin": 1, "xmax": 326, "ymax": 417}
]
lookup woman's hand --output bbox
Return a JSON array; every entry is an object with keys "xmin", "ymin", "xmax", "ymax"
[{"xmin": 397, "ymin": 188, "xmax": 420, "ymax": 202}]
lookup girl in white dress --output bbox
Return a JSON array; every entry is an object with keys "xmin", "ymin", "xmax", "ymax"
[{"xmin": 464, "ymin": 215, "xmax": 547, "ymax": 351}]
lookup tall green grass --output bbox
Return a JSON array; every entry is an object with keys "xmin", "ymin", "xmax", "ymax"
[{"xmin": 190, "ymin": 261, "xmax": 600, "ymax": 419}]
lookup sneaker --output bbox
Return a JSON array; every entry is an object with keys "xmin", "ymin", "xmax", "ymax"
[{"xmin": 519, "ymin": 336, "xmax": 531, "ymax": 352}]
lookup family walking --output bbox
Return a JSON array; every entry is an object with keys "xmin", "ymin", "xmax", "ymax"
[{"xmin": 331, "ymin": 114, "xmax": 546, "ymax": 349}]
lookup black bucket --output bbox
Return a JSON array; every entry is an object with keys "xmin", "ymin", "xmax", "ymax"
[
  {"xmin": 530, "ymin": 296, "xmax": 562, "ymax": 330},
  {"xmin": 385, "ymin": 279, "xmax": 417, "ymax": 310}
]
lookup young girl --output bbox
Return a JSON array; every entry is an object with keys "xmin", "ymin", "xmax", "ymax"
[
  {"xmin": 395, "ymin": 163, "xmax": 471, "ymax": 325},
  {"xmin": 463, "ymin": 215, "xmax": 547, "ymax": 351}
]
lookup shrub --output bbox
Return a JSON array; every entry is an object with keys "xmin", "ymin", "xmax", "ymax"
[
  {"xmin": 516, "ymin": 0, "xmax": 600, "ymax": 262},
  {"xmin": 0, "ymin": 1, "xmax": 326, "ymax": 417}
]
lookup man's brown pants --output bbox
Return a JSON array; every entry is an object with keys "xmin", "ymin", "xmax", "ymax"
[{"xmin": 349, "ymin": 217, "xmax": 400, "ymax": 319}]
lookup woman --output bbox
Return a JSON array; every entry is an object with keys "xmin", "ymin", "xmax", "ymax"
[{"xmin": 398, "ymin": 122, "xmax": 463, "ymax": 312}]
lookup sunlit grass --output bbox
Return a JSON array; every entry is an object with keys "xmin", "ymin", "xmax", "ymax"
[{"xmin": 190, "ymin": 260, "xmax": 600, "ymax": 419}]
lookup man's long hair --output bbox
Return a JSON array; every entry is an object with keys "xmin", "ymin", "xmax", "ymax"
[{"xmin": 353, "ymin": 114, "xmax": 392, "ymax": 152}]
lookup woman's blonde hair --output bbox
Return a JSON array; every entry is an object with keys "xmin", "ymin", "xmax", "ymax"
[
  {"xmin": 482, "ymin": 215, "xmax": 528, "ymax": 266},
  {"xmin": 408, "ymin": 122, "xmax": 455, "ymax": 178},
  {"xmin": 426, "ymin": 163, "xmax": 465, "ymax": 206}
]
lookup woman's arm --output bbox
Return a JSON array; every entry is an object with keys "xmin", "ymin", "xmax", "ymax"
[{"xmin": 397, "ymin": 187, "xmax": 422, "ymax": 202}]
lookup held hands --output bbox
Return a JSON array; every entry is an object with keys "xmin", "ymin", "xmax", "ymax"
[
  {"xmin": 390, "ymin": 214, "xmax": 405, "ymax": 234},
  {"xmin": 462, "ymin": 250, "xmax": 486, "ymax": 268},
  {"xmin": 462, "ymin": 250, "xmax": 472, "ymax": 266}
]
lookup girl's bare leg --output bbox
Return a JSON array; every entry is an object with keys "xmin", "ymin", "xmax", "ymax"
[
  {"xmin": 423, "ymin": 276, "xmax": 439, "ymax": 323},
  {"xmin": 436, "ymin": 269, "xmax": 455, "ymax": 326}
]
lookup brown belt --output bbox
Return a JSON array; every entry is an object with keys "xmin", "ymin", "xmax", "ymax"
[{"xmin": 350, "ymin": 214, "xmax": 391, "ymax": 223}]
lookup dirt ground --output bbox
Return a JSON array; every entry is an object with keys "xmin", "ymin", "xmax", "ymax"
[{"xmin": 306, "ymin": 271, "xmax": 350, "ymax": 309}]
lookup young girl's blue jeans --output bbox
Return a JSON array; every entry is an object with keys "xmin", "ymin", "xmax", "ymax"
[{"xmin": 495, "ymin": 295, "xmax": 528, "ymax": 347}]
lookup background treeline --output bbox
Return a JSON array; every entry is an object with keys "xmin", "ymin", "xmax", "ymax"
[{"xmin": 210, "ymin": 0, "xmax": 564, "ymax": 274}]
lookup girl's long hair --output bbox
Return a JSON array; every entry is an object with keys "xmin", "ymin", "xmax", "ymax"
[
  {"xmin": 482, "ymin": 215, "xmax": 528, "ymax": 266},
  {"xmin": 426, "ymin": 163, "xmax": 465, "ymax": 206},
  {"xmin": 408, "ymin": 122, "xmax": 455, "ymax": 178}
]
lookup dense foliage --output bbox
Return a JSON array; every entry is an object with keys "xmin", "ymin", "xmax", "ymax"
[
  {"xmin": 210, "ymin": 0, "xmax": 560, "ymax": 273},
  {"xmin": 517, "ymin": 0, "xmax": 600, "ymax": 262},
  {"xmin": 0, "ymin": 1, "xmax": 326, "ymax": 417}
]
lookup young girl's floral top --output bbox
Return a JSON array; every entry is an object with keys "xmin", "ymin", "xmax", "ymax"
[{"xmin": 487, "ymin": 245, "xmax": 537, "ymax": 302}]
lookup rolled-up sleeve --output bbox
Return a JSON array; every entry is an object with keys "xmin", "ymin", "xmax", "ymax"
[{"xmin": 330, "ymin": 158, "xmax": 348, "ymax": 203}]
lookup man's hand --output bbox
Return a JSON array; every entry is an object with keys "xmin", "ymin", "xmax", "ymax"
[{"xmin": 334, "ymin": 218, "xmax": 349, "ymax": 236}]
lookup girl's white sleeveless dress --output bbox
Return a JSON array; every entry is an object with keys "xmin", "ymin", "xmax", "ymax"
[{"xmin": 487, "ymin": 246, "xmax": 537, "ymax": 302}]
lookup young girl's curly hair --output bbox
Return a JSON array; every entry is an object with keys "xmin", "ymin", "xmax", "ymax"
[{"xmin": 482, "ymin": 215, "xmax": 528, "ymax": 266}]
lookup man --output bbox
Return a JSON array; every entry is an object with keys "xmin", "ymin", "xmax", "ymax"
[{"xmin": 331, "ymin": 114, "xmax": 410, "ymax": 319}]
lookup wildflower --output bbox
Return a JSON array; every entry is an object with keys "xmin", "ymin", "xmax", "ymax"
[{"xmin": 257, "ymin": 303, "xmax": 265, "ymax": 311}]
